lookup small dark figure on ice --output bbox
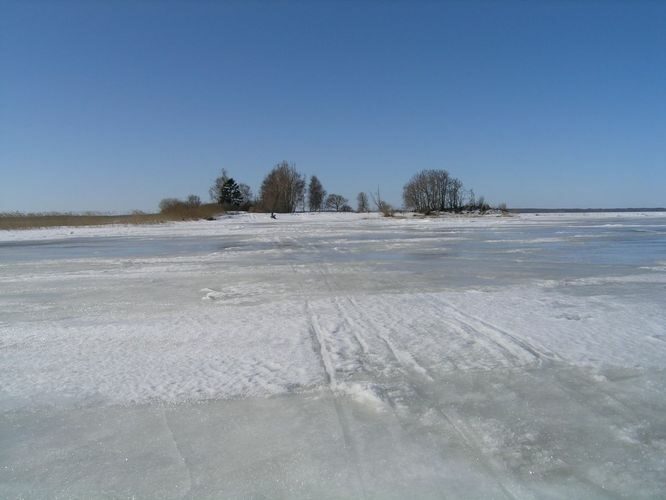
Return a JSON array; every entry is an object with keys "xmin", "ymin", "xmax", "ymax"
[{"xmin": 270, "ymin": 212, "xmax": 277, "ymax": 220}]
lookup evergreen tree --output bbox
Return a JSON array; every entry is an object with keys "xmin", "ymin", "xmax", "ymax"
[{"xmin": 220, "ymin": 178, "xmax": 243, "ymax": 207}]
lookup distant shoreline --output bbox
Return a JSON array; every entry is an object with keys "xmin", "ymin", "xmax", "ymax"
[{"xmin": 509, "ymin": 208, "xmax": 665, "ymax": 213}]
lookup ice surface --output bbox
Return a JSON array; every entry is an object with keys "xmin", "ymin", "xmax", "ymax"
[{"xmin": 1, "ymin": 212, "xmax": 665, "ymax": 498}]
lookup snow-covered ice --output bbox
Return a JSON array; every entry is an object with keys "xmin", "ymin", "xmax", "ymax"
[{"xmin": 1, "ymin": 212, "xmax": 665, "ymax": 498}]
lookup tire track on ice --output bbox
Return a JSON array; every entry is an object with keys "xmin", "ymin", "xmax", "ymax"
[
  {"xmin": 311, "ymin": 258, "xmax": 372, "ymax": 380},
  {"xmin": 304, "ymin": 299, "xmax": 369, "ymax": 499},
  {"xmin": 333, "ymin": 295, "xmax": 370, "ymax": 357},
  {"xmin": 161, "ymin": 408, "xmax": 193, "ymax": 498},
  {"xmin": 429, "ymin": 299, "xmax": 643, "ymax": 422},
  {"xmin": 305, "ymin": 300, "xmax": 338, "ymax": 390},
  {"xmin": 340, "ymin": 296, "xmax": 523, "ymax": 500},
  {"xmin": 296, "ymin": 244, "xmax": 514, "ymax": 497},
  {"xmin": 420, "ymin": 294, "xmax": 647, "ymax": 495},
  {"xmin": 376, "ymin": 329, "xmax": 432, "ymax": 381},
  {"xmin": 289, "ymin": 256, "xmax": 368, "ymax": 499},
  {"xmin": 428, "ymin": 294, "xmax": 560, "ymax": 365},
  {"xmin": 340, "ymin": 296, "xmax": 432, "ymax": 381}
]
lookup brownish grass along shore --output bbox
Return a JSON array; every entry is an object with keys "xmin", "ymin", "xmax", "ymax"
[{"xmin": 1, "ymin": 204, "xmax": 224, "ymax": 230}]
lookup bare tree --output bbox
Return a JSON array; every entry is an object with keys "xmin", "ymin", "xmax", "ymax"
[
  {"xmin": 238, "ymin": 183, "xmax": 253, "ymax": 210},
  {"xmin": 356, "ymin": 192, "xmax": 369, "ymax": 213},
  {"xmin": 370, "ymin": 186, "xmax": 394, "ymax": 216},
  {"xmin": 300, "ymin": 176, "xmax": 308, "ymax": 212},
  {"xmin": 259, "ymin": 161, "xmax": 306, "ymax": 213},
  {"xmin": 297, "ymin": 179, "xmax": 306, "ymax": 212},
  {"xmin": 476, "ymin": 195, "xmax": 490, "ymax": 213},
  {"xmin": 325, "ymin": 193, "xmax": 348, "ymax": 212},
  {"xmin": 308, "ymin": 176, "xmax": 326, "ymax": 212},
  {"xmin": 186, "ymin": 195, "xmax": 201, "ymax": 207},
  {"xmin": 468, "ymin": 189, "xmax": 476, "ymax": 209},
  {"xmin": 448, "ymin": 178, "xmax": 464, "ymax": 212}
]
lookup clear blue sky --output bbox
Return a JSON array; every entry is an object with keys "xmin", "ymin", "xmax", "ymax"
[{"xmin": 1, "ymin": 0, "xmax": 664, "ymax": 212}]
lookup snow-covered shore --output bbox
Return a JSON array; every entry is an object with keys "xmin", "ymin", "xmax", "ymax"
[{"xmin": 1, "ymin": 210, "xmax": 664, "ymax": 242}]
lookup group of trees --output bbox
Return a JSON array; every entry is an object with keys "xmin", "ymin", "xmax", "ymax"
[
  {"xmin": 402, "ymin": 169, "xmax": 466, "ymax": 214},
  {"xmin": 253, "ymin": 162, "xmax": 353, "ymax": 213},
  {"xmin": 402, "ymin": 169, "xmax": 495, "ymax": 214},
  {"xmin": 308, "ymin": 175, "xmax": 353, "ymax": 212},
  {"xmin": 209, "ymin": 170, "xmax": 253, "ymax": 210},
  {"xmin": 402, "ymin": 169, "xmax": 494, "ymax": 214},
  {"xmin": 214, "ymin": 164, "xmax": 493, "ymax": 215},
  {"xmin": 162, "ymin": 162, "xmax": 499, "ymax": 217}
]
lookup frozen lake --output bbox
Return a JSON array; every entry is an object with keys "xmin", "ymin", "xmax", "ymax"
[{"xmin": 1, "ymin": 212, "xmax": 665, "ymax": 498}]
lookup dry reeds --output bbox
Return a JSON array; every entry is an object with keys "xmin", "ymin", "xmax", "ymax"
[
  {"xmin": 157, "ymin": 202, "xmax": 223, "ymax": 220},
  {"xmin": 0, "ymin": 204, "xmax": 224, "ymax": 231}
]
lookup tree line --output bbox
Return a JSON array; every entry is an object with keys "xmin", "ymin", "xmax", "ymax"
[{"xmin": 160, "ymin": 161, "xmax": 502, "ymax": 216}]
